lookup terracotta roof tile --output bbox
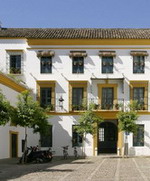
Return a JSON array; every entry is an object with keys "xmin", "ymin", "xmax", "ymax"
[{"xmin": 1, "ymin": 28, "xmax": 150, "ymax": 39}]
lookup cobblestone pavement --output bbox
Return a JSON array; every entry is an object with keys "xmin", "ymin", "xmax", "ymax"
[{"xmin": 1, "ymin": 156, "xmax": 150, "ymax": 181}]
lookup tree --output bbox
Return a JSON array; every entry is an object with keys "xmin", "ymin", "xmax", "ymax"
[
  {"xmin": 0, "ymin": 90, "xmax": 12, "ymax": 125},
  {"xmin": 11, "ymin": 90, "xmax": 50, "ymax": 163},
  {"xmin": 75, "ymin": 103, "xmax": 103, "ymax": 157},
  {"xmin": 117, "ymin": 101, "xmax": 139, "ymax": 156}
]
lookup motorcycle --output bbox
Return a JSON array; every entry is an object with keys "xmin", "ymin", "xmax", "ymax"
[{"xmin": 19, "ymin": 146, "xmax": 53, "ymax": 163}]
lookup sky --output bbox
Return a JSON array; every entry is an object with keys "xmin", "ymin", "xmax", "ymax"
[{"xmin": 0, "ymin": 0, "xmax": 150, "ymax": 28}]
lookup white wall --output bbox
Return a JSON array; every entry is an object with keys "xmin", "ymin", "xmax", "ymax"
[
  {"xmin": 0, "ymin": 83, "xmax": 39, "ymax": 159},
  {"xmin": 49, "ymin": 115, "xmax": 93, "ymax": 156},
  {"xmin": 128, "ymin": 115, "xmax": 150, "ymax": 156}
]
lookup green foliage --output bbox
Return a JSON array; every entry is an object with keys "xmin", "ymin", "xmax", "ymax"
[
  {"xmin": 0, "ymin": 91, "xmax": 12, "ymax": 125},
  {"xmin": 117, "ymin": 111, "xmax": 138, "ymax": 133},
  {"xmin": 75, "ymin": 103, "xmax": 103, "ymax": 136},
  {"xmin": 117, "ymin": 101, "xmax": 139, "ymax": 133},
  {"xmin": 11, "ymin": 90, "xmax": 50, "ymax": 134},
  {"xmin": 129, "ymin": 100, "xmax": 144, "ymax": 111}
]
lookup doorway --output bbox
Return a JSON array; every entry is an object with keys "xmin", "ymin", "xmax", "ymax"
[
  {"xmin": 98, "ymin": 121, "xmax": 118, "ymax": 154},
  {"xmin": 10, "ymin": 132, "xmax": 18, "ymax": 158}
]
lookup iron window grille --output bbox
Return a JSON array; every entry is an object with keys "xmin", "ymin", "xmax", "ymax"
[
  {"xmin": 40, "ymin": 56, "xmax": 52, "ymax": 73},
  {"xmin": 40, "ymin": 125, "xmax": 53, "ymax": 147},
  {"xmin": 72, "ymin": 57, "xmax": 84, "ymax": 73},
  {"xmin": 133, "ymin": 125, "xmax": 144, "ymax": 147},
  {"xmin": 133, "ymin": 56, "xmax": 145, "ymax": 73},
  {"xmin": 72, "ymin": 125, "xmax": 83, "ymax": 147},
  {"xmin": 102, "ymin": 56, "xmax": 113, "ymax": 73}
]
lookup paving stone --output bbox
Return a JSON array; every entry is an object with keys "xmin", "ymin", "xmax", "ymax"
[{"xmin": 1, "ymin": 157, "xmax": 150, "ymax": 181}]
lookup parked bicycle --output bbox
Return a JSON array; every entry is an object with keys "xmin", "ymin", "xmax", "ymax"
[{"xmin": 62, "ymin": 145, "xmax": 69, "ymax": 159}]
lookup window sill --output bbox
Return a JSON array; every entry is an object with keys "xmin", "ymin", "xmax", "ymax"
[
  {"xmin": 101, "ymin": 72, "xmax": 113, "ymax": 74},
  {"xmin": 133, "ymin": 73, "xmax": 145, "ymax": 74},
  {"xmin": 40, "ymin": 73, "xmax": 52, "ymax": 74}
]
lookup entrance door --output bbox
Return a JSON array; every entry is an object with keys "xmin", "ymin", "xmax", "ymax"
[
  {"xmin": 98, "ymin": 122, "xmax": 118, "ymax": 153},
  {"xmin": 10, "ymin": 132, "xmax": 18, "ymax": 158}
]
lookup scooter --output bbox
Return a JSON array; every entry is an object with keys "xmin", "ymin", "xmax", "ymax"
[{"xmin": 19, "ymin": 146, "xmax": 53, "ymax": 163}]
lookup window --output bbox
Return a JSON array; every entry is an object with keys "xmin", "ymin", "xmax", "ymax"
[
  {"xmin": 133, "ymin": 87, "xmax": 145, "ymax": 109},
  {"xmin": 10, "ymin": 55, "xmax": 21, "ymax": 74},
  {"xmin": 37, "ymin": 81, "xmax": 55, "ymax": 111},
  {"xmin": 72, "ymin": 88, "xmax": 84, "ymax": 110},
  {"xmin": 102, "ymin": 56, "xmax": 113, "ymax": 73},
  {"xmin": 41, "ymin": 56, "xmax": 52, "ymax": 73},
  {"xmin": 101, "ymin": 88, "xmax": 114, "ymax": 109},
  {"xmin": 41, "ymin": 125, "xmax": 53, "ymax": 147},
  {"xmin": 133, "ymin": 125, "xmax": 144, "ymax": 146},
  {"xmin": 72, "ymin": 57, "xmax": 84, "ymax": 73},
  {"xmin": 40, "ymin": 87, "xmax": 53, "ymax": 109},
  {"xmin": 133, "ymin": 56, "xmax": 145, "ymax": 73},
  {"xmin": 72, "ymin": 126, "xmax": 83, "ymax": 147},
  {"xmin": 69, "ymin": 81, "xmax": 87, "ymax": 111},
  {"xmin": 99, "ymin": 128, "xmax": 104, "ymax": 141},
  {"xmin": 130, "ymin": 81, "xmax": 148, "ymax": 110}
]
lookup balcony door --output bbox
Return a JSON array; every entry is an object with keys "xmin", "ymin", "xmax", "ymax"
[
  {"xmin": 101, "ymin": 88, "xmax": 114, "ymax": 110},
  {"xmin": 72, "ymin": 88, "xmax": 83, "ymax": 110}
]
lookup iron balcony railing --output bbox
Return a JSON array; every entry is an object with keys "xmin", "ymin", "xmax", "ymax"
[
  {"xmin": 88, "ymin": 98, "xmax": 125, "ymax": 111},
  {"xmin": 70, "ymin": 98, "xmax": 148, "ymax": 111},
  {"xmin": 42, "ymin": 98, "xmax": 148, "ymax": 112}
]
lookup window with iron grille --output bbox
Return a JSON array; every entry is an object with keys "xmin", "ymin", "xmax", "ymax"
[
  {"xmin": 72, "ymin": 57, "xmax": 84, "ymax": 73},
  {"xmin": 72, "ymin": 125, "xmax": 83, "ymax": 147},
  {"xmin": 99, "ymin": 128, "xmax": 104, "ymax": 141},
  {"xmin": 133, "ymin": 56, "xmax": 145, "ymax": 73},
  {"xmin": 133, "ymin": 125, "xmax": 144, "ymax": 146},
  {"xmin": 41, "ymin": 125, "xmax": 53, "ymax": 147},
  {"xmin": 40, "ymin": 87, "xmax": 52, "ymax": 108},
  {"xmin": 10, "ymin": 55, "xmax": 21, "ymax": 74},
  {"xmin": 133, "ymin": 87, "xmax": 145, "ymax": 109},
  {"xmin": 102, "ymin": 56, "xmax": 113, "ymax": 73},
  {"xmin": 41, "ymin": 57, "xmax": 52, "ymax": 73},
  {"xmin": 72, "ymin": 88, "xmax": 84, "ymax": 110},
  {"xmin": 101, "ymin": 88, "xmax": 114, "ymax": 109}
]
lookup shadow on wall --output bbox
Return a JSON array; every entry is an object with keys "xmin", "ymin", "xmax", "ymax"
[
  {"xmin": 113, "ymin": 56, "xmax": 124, "ymax": 74},
  {"xmin": 50, "ymin": 115, "xmax": 83, "ymax": 157},
  {"xmin": 129, "ymin": 147, "xmax": 136, "ymax": 156},
  {"xmin": 56, "ymin": 83, "xmax": 66, "ymax": 94},
  {"xmin": 144, "ymin": 130, "xmax": 150, "ymax": 150},
  {"xmin": 129, "ymin": 130, "xmax": 150, "ymax": 156},
  {"xmin": 72, "ymin": 116, "xmax": 91, "ymax": 147},
  {"xmin": 85, "ymin": 56, "xmax": 96, "ymax": 66}
]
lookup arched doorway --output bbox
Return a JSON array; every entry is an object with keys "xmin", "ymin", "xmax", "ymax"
[{"xmin": 98, "ymin": 121, "xmax": 118, "ymax": 154}]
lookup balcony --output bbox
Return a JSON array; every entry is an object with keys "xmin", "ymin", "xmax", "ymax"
[
  {"xmin": 89, "ymin": 98, "xmax": 124, "ymax": 111},
  {"xmin": 70, "ymin": 98, "xmax": 124, "ymax": 112},
  {"xmin": 130, "ymin": 99, "xmax": 148, "ymax": 111},
  {"xmin": 41, "ymin": 104, "xmax": 55, "ymax": 112}
]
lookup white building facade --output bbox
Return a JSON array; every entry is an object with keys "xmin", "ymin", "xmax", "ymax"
[
  {"xmin": 0, "ymin": 72, "xmax": 39, "ymax": 159},
  {"xmin": 0, "ymin": 28, "xmax": 150, "ymax": 157}
]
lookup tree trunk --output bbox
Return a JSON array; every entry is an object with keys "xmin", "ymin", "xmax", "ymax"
[
  {"xmin": 22, "ymin": 127, "xmax": 27, "ymax": 163},
  {"xmin": 81, "ymin": 133, "xmax": 86, "ymax": 159},
  {"xmin": 84, "ymin": 134, "xmax": 86, "ymax": 158},
  {"xmin": 124, "ymin": 132, "xmax": 128, "ymax": 157},
  {"xmin": 81, "ymin": 134, "xmax": 86, "ymax": 158}
]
